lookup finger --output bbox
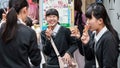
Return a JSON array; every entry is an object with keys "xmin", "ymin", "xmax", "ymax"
[
  {"xmin": 81, "ymin": 35, "xmax": 86, "ymax": 41},
  {"xmin": 6, "ymin": 7, "xmax": 9, "ymax": 14}
]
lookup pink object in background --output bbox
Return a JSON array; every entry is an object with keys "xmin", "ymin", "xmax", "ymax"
[
  {"xmin": 28, "ymin": 0, "xmax": 39, "ymax": 20},
  {"xmin": 28, "ymin": 0, "xmax": 32, "ymax": 3}
]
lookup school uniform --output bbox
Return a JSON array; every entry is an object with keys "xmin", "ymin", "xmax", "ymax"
[
  {"xmin": 41, "ymin": 24, "xmax": 78, "ymax": 68},
  {"xmin": 83, "ymin": 27, "xmax": 119, "ymax": 68},
  {"xmin": 0, "ymin": 20, "xmax": 41, "ymax": 68}
]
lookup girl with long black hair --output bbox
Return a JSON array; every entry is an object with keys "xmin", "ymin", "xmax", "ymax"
[
  {"xmin": 0, "ymin": 0, "xmax": 41, "ymax": 68},
  {"xmin": 81, "ymin": 3, "xmax": 119, "ymax": 68}
]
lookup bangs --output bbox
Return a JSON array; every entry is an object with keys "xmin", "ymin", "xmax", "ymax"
[
  {"xmin": 46, "ymin": 11, "xmax": 58, "ymax": 16},
  {"xmin": 85, "ymin": 7, "xmax": 93, "ymax": 19},
  {"xmin": 46, "ymin": 9, "xmax": 59, "ymax": 17}
]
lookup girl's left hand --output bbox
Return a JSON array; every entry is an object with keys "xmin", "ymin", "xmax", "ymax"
[
  {"xmin": 62, "ymin": 53, "xmax": 72, "ymax": 64},
  {"xmin": 81, "ymin": 25, "xmax": 90, "ymax": 45},
  {"xmin": 70, "ymin": 26, "xmax": 80, "ymax": 39}
]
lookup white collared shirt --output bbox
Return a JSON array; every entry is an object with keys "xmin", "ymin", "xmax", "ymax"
[
  {"xmin": 18, "ymin": 18, "xmax": 26, "ymax": 25},
  {"xmin": 94, "ymin": 26, "xmax": 108, "ymax": 68},
  {"xmin": 0, "ymin": 18, "xmax": 26, "ymax": 28},
  {"xmin": 94, "ymin": 26, "xmax": 108, "ymax": 42},
  {"xmin": 52, "ymin": 24, "xmax": 61, "ymax": 36}
]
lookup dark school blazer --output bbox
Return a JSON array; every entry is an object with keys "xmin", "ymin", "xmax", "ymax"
[
  {"xmin": 41, "ymin": 26, "xmax": 78, "ymax": 66},
  {"xmin": 83, "ymin": 31, "xmax": 119, "ymax": 68},
  {"xmin": 0, "ymin": 23, "xmax": 41, "ymax": 68}
]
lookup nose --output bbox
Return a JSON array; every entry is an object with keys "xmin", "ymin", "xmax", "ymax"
[
  {"xmin": 49, "ymin": 16, "xmax": 54, "ymax": 20},
  {"xmin": 86, "ymin": 19, "xmax": 89, "ymax": 25}
]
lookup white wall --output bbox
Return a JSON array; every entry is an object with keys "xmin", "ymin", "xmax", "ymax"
[
  {"xmin": 103, "ymin": 0, "xmax": 120, "ymax": 67},
  {"xmin": 0, "ymin": 0, "xmax": 9, "ymax": 8},
  {"xmin": 103, "ymin": 0, "xmax": 120, "ymax": 38}
]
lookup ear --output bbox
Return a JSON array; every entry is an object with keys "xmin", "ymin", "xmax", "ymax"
[
  {"xmin": 98, "ymin": 18, "xmax": 103, "ymax": 25},
  {"xmin": 22, "ymin": 7, "xmax": 28, "ymax": 13}
]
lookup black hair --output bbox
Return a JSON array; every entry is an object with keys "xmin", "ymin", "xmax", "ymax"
[
  {"xmin": 32, "ymin": 0, "xmax": 39, "ymax": 3},
  {"xmin": 85, "ymin": 2, "xmax": 119, "ymax": 44},
  {"xmin": 0, "ymin": 8, "xmax": 4, "ymax": 21},
  {"xmin": 0, "ymin": 8, "xmax": 7, "ymax": 21},
  {"xmin": 26, "ymin": 16, "xmax": 33, "ymax": 27},
  {"xmin": 2, "ymin": 0, "xmax": 29, "ymax": 43},
  {"xmin": 74, "ymin": 0, "xmax": 84, "ymax": 35},
  {"xmin": 46, "ymin": 8, "xmax": 59, "ymax": 18},
  {"xmin": 9, "ymin": 0, "xmax": 29, "ymax": 14},
  {"xmin": 74, "ymin": 0, "xmax": 82, "ymax": 12}
]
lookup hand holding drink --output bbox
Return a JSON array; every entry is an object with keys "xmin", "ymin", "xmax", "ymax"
[
  {"xmin": 81, "ymin": 24, "xmax": 90, "ymax": 45},
  {"xmin": 70, "ymin": 26, "xmax": 80, "ymax": 39},
  {"xmin": 45, "ymin": 25, "xmax": 53, "ymax": 40},
  {"xmin": 83, "ymin": 24, "xmax": 90, "ymax": 34}
]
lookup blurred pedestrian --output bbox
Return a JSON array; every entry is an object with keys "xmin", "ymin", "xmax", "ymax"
[{"xmin": 73, "ymin": 0, "xmax": 86, "ymax": 68}]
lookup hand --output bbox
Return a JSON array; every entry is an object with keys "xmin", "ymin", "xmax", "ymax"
[
  {"xmin": 2, "ymin": 13, "xmax": 6, "ymax": 21},
  {"xmin": 45, "ymin": 26, "xmax": 53, "ymax": 40},
  {"xmin": 32, "ymin": 19, "xmax": 38, "ymax": 24},
  {"xmin": 81, "ymin": 29, "xmax": 90, "ymax": 45},
  {"xmin": 70, "ymin": 26, "xmax": 80, "ymax": 39},
  {"xmin": 2, "ymin": 8, "xmax": 9, "ymax": 22},
  {"xmin": 81, "ymin": 24, "xmax": 90, "ymax": 45},
  {"xmin": 62, "ymin": 53, "xmax": 72, "ymax": 64}
]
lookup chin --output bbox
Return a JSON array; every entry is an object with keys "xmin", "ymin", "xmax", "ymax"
[{"xmin": 89, "ymin": 29, "xmax": 94, "ymax": 32}]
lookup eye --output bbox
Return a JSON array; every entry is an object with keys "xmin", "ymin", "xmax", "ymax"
[{"xmin": 52, "ymin": 15, "xmax": 56, "ymax": 17}]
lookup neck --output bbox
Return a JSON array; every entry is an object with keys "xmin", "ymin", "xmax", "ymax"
[
  {"xmin": 17, "ymin": 13, "xmax": 25, "ymax": 22},
  {"xmin": 96, "ymin": 25, "xmax": 105, "ymax": 35}
]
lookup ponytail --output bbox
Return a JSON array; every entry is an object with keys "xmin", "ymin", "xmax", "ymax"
[
  {"xmin": 2, "ymin": 8, "xmax": 18, "ymax": 43},
  {"xmin": 105, "ymin": 15, "xmax": 120, "ymax": 44}
]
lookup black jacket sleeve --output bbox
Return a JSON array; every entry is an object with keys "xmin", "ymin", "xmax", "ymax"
[
  {"xmin": 102, "ymin": 34, "xmax": 119, "ymax": 68},
  {"xmin": 28, "ymin": 30, "xmax": 41, "ymax": 66},
  {"xmin": 83, "ymin": 31, "xmax": 95, "ymax": 60},
  {"xmin": 65, "ymin": 28, "xmax": 78, "ymax": 57},
  {"xmin": 40, "ymin": 30, "xmax": 52, "ymax": 56}
]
